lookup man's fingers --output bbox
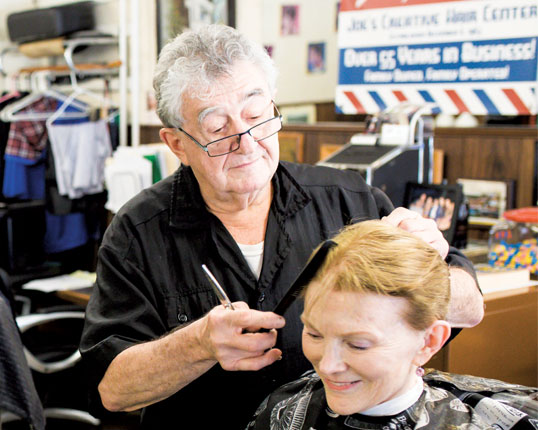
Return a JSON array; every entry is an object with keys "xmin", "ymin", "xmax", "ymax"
[
  {"xmin": 204, "ymin": 304, "xmax": 286, "ymax": 371},
  {"xmin": 384, "ymin": 207, "xmax": 449, "ymax": 259},
  {"xmin": 226, "ymin": 307, "xmax": 285, "ymax": 332},
  {"xmin": 398, "ymin": 216, "xmax": 438, "ymax": 234},
  {"xmin": 225, "ymin": 348, "xmax": 283, "ymax": 372},
  {"xmin": 382, "ymin": 207, "xmax": 420, "ymax": 227},
  {"xmin": 232, "ymin": 330, "xmax": 279, "ymax": 353}
]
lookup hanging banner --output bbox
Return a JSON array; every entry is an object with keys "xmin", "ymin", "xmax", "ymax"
[{"xmin": 336, "ymin": 0, "xmax": 538, "ymax": 115}]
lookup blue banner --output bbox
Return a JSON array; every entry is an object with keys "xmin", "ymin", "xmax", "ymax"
[{"xmin": 339, "ymin": 37, "xmax": 537, "ymax": 85}]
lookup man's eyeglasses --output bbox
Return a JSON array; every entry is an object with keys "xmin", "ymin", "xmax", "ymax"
[{"xmin": 176, "ymin": 101, "xmax": 282, "ymax": 157}]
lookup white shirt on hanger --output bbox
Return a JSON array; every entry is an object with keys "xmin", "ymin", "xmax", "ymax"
[{"xmin": 47, "ymin": 119, "xmax": 112, "ymax": 199}]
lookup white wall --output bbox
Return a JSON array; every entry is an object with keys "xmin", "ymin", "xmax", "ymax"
[
  {"xmin": 256, "ymin": 0, "xmax": 339, "ymax": 106},
  {"xmin": 236, "ymin": 0, "xmax": 339, "ymax": 106}
]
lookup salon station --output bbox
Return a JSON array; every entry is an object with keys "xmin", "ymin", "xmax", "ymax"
[{"xmin": 0, "ymin": 1, "xmax": 536, "ymax": 429}]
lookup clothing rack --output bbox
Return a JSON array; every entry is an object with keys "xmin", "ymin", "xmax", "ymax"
[{"xmin": 0, "ymin": 0, "xmax": 131, "ymax": 146}]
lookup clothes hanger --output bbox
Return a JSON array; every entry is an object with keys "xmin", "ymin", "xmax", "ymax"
[
  {"xmin": 0, "ymin": 75, "xmax": 21, "ymax": 105},
  {"xmin": 0, "ymin": 71, "xmax": 89, "ymax": 122},
  {"xmin": 0, "ymin": 48, "xmax": 22, "ymax": 106},
  {"xmin": 47, "ymin": 71, "xmax": 118, "ymax": 126}
]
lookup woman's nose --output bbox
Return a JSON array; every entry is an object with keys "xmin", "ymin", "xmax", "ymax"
[{"xmin": 318, "ymin": 343, "xmax": 347, "ymax": 374}]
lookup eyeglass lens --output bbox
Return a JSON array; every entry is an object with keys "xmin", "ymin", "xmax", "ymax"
[{"xmin": 206, "ymin": 115, "xmax": 282, "ymax": 157}]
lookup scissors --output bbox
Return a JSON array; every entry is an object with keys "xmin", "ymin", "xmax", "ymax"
[
  {"xmin": 201, "ymin": 239, "xmax": 336, "ymax": 315},
  {"xmin": 201, "ymin": 264, "xmax": 235, "ymax": 310}
]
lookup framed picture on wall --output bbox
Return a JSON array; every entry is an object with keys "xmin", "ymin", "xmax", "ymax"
[
  {"xmin": 156, "ymin": 0, "xmax": 236, "ymax": 53},
  {"xmin": 278, "ymin": 132, "xmax": 304, "ymax": 163},
  {"xmin": 456, "ymin": 178, "xmax": 516, "ymax": 225},
  {"xmin": 279, "ymin": 104, "xmax": 316, "ymax": 124},
  {"xmin": 307, "ymin": 42, "xmax": 326, "ymax": 73},
  {"xmin": 281, "ymin": 5, "xmax": 300, "ymax": 35},
  {"xmin": 403, "ymin": 182, "xmax": 463, "ymax": 245}
]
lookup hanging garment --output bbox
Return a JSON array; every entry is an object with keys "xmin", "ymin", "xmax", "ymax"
[
  {"xmin": 103, "ymin": 146, "xmax": 153, "ymax": 213},
  {"xmin": 2, "ymin": 147, "xmax": 88, "ymax": 255},
  {"xmin": 2, "ymin": 151, "xmax": 47, "ymax": 200},
  {"xmin": 2, "ymin": 99, "xmax": 90, "ymax": 255},
  {"xmin": 47, "ymin": 119, "xmax": 112, "ymax": 199},
  {"xmin": 5, "ymin": 97, "xmax": 57, "ymax": 161},
  {"xmin": 0, "ymin": 93, "xmax": 28, "ymax": 199}
]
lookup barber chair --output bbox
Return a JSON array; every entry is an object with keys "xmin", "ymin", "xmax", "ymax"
[
  {"xmin": 0, "ymin": 292, "xmax": 45, "ymax": 430},
  {"xmin": 0, "ymin": 304, "xmax": 100, "ymax": 428},
  {"xmin": 13, "ymin": 310, "xmax": 100, "ymax": 427},
  {"xmin": 0, "ymin": 193, "xmax": 104, "ymax": 428}
]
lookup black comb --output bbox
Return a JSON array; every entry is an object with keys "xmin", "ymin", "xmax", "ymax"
[{"xmin": 272, "ymin": 239, "xmax": 337, "ymax": 316}]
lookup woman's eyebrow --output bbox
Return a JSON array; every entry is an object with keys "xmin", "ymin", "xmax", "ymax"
[{"xmin": 300, "ymin": 314, "xmax": 315, "ymax": 328}]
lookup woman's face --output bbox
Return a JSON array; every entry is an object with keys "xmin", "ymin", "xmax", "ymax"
[{"xmin": 301, "ymin": 290, "xmax": 426, "ymax": 416}]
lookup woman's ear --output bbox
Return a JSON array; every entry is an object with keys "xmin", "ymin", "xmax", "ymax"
[
  {"xmin": 414, "ymin": 320, "xmax": 451, "ymax": 366},
  {"xmin": 160, "ymin": 128, "xmax": 190, "ymax": 165}
]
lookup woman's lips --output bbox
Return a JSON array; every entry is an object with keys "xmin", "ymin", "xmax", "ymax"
[{"xmin": 323, "ymin": 378, "xmax": 361, "ymax": 392}]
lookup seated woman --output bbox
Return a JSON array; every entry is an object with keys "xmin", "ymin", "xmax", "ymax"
[{"xmin": 247, "ymin": 220, "xmax": 537, "ymax": 430}]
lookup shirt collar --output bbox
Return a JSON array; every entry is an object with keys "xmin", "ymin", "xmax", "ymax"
[
  {"xmin": 360, "ymin": 376, "xmax": 424, "ymax": 417},
  {"xmin": 168, "ymin": 162, "xmax": 311, "ymax": 229}
]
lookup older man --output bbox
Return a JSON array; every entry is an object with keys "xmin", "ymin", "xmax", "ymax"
[{"xmin": 80, "ymin": 25, "xmax": 483, "ymax": 429}]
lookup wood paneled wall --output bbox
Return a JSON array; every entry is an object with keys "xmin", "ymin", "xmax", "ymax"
[
  {"xmin": 282, "ymin": 122, "xmax": 364, "ymax": 165},
  {"xmin": 281, "ymin": 123, "xmax": 538, "ymax": 208},
  {"xmin": 434, "ymin": 127, "xmax": 537, "ymax": 208},
  {"xmin": 140, "ymin": 123, "xmax": 538, "ymax": 207}
]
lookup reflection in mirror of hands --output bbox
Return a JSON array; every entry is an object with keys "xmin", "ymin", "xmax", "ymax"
[
  {"xmin": 408, "ymin": 193, "xmax": 427, "ymax": 215},
  {"xmin": 436, "ymin": 199, "xmax": 455, "ymax": 231},
  {"xmin": 423, "ymin": 196, "xmax": 433, "ymax": 217}
]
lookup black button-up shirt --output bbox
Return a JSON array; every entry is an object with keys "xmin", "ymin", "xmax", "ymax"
[{"xmin": 80, "ymin": 162, "xmax": 473, "ymax": 429}]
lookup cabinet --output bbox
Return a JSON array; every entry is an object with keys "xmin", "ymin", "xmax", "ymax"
[{"xmin": 427, "ymin": 284, "xmax": 538, "ymax": 387}]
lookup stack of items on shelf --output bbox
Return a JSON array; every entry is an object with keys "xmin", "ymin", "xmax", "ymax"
[
  {"xmin": 475, "ymin": 207, "xmax": 538, "ymax": 293},
  {"xmin": 104, "ymin": 144, "xmax": 180, "ymax": 214}
]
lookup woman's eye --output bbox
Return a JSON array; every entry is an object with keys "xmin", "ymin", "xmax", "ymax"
[
  {"xmin": 348, "ymin": 343, "xmax": 368, "ymax": 351},
  {"xmin": 306, "ymin": 331, "xmax": 322, "ymax": 340}
]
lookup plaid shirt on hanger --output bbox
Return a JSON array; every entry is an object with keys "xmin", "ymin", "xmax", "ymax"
[{"xmin": 5, "ymin": 97, "xmax": 57, "ymax": 161}]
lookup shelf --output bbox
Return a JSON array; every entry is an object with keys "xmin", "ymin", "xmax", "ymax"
[
  {"xmin": 19, "ymin": 60, "xmax": 121, "ymax": 77},
  {"xmin": 62, "ymin": 36, "xmax": 119, "ymax": 75}
]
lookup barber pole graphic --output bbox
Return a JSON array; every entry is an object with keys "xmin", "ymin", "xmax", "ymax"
[
  {"xmin": 337, "ymin": 0, "xmax": 538, "ymax": 115},
  {"xmin": 336, "ymin": 85, "xmax": 536, "ymax": 115}
]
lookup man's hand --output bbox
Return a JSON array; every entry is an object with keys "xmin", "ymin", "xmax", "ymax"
[
  {"xmin": 383, "ymin": 207, "xmax": 483, "ymax": 328},
  {"xmin": 98, "ymin": 302, "xmax": 285, "ymax": 412},
  {"xmin": 200, "ymin": 302, "xmax": 285, "ymax": 371},
  {"xmin": 382, "ymin": 207, "xmax": 449, "ymax": 259}
]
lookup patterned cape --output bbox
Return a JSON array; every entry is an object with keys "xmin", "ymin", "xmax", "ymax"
[{"xmin": 245, "ymin": 369, "xmax": 538, "ymax": 430}]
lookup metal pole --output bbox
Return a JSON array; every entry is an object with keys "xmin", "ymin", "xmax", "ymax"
[
  {"xmin": 130, "ymin": 0, "xmax": 140, "ymax": 147},
  {"xmin": 118, "ymin": 0, "xmax": 128, "ymax": 146}
]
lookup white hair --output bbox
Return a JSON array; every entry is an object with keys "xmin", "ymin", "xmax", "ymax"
[{"xmin": 153, "ymin": 24, "xmax": 278, "ymax": 128}]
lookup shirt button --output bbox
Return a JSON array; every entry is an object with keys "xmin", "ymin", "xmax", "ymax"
[
  {"xmin": 177, "ymin": 313, "xmax": 188, "ymax": 323},
  {"xmin": 258, "ymin": 292, "xmax": 265, "ymax": 303}
]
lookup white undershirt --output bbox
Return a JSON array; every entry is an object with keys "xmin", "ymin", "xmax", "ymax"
[
  {"xmin": 360, "ymin": 376, "xmax": 424, "ymax": 416},
  {"xmin": 237, "ymin": 241, "xmax": 264, "ymax": 279}
]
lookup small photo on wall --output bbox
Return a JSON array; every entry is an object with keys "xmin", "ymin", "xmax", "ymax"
[
  {"xmin": 307, "ymin": 42, "xmax": 326, "ymax": 73},
  {"xmin": 281, "ymin": 5, "xmax": 299, "ymax": 35},
  {"xmin": 264, "ymin": 45, "xmax": 274, "ymax": 58},
  {"xmin": 335, "ymin": 1, "xmax": 341, "ymax": 31}
]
